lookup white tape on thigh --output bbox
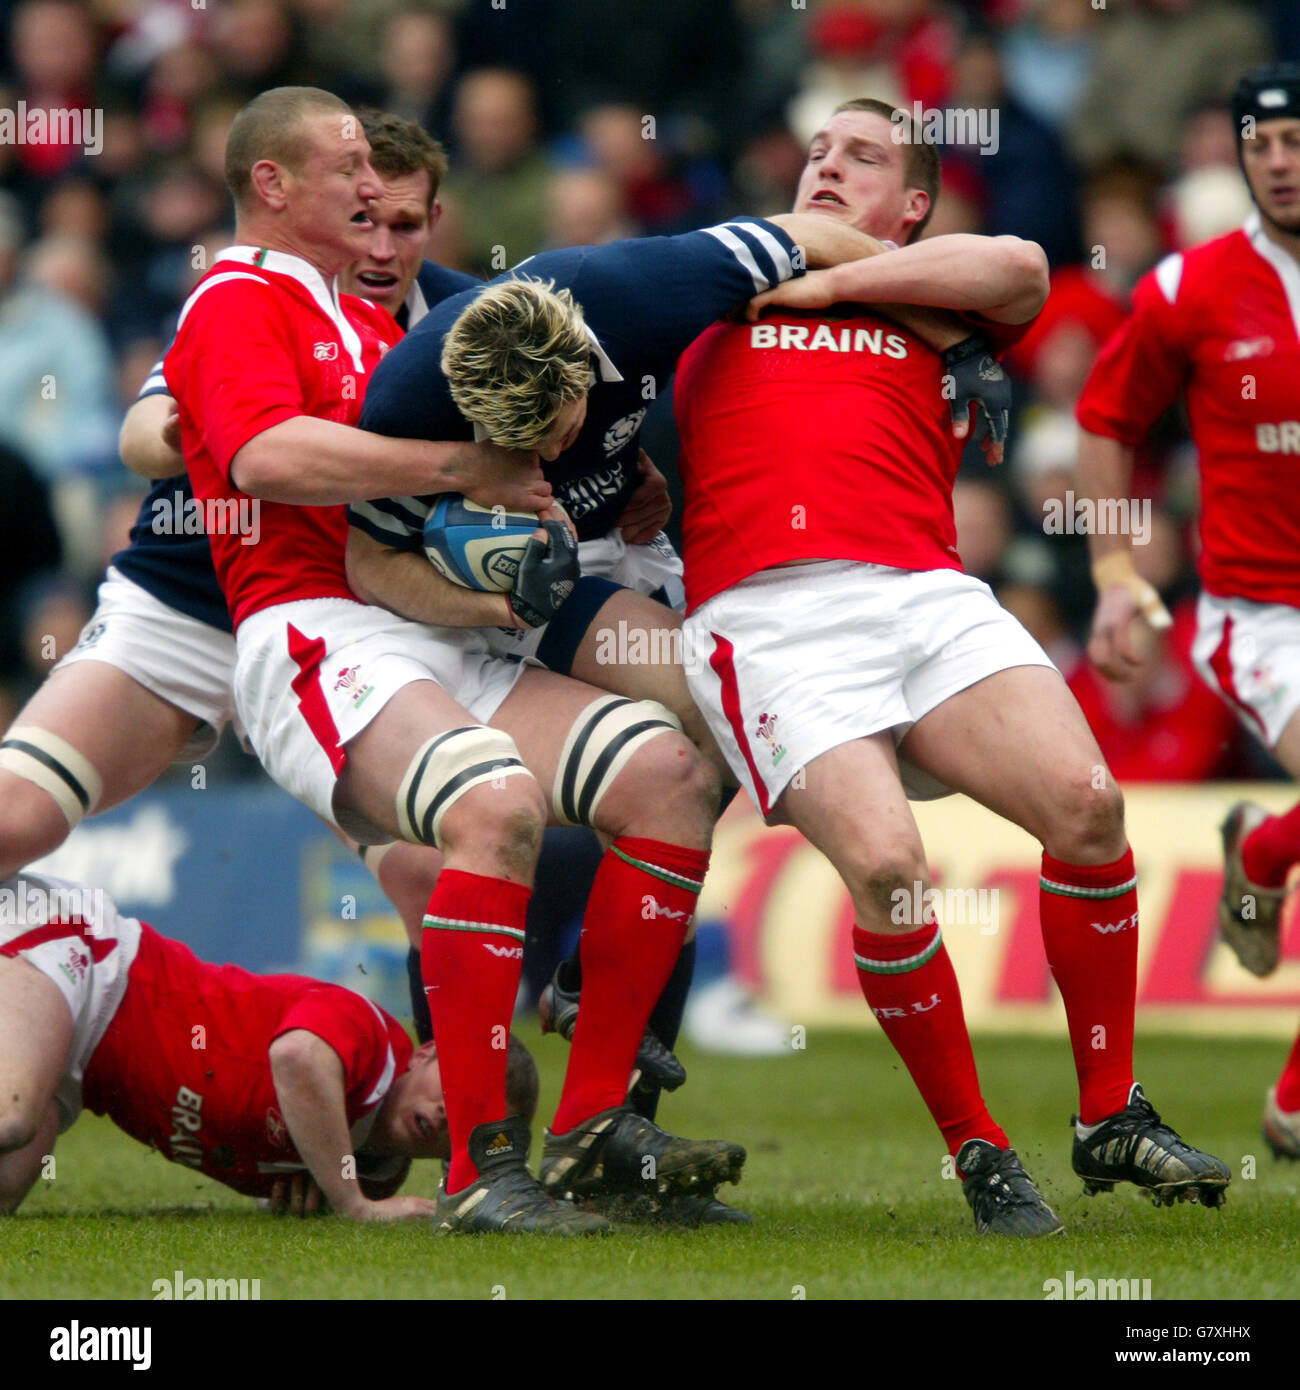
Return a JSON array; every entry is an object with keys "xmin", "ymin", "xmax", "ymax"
[
  {"xmin": 0, "ymin": 725, "xmax": 104, "ymax": 828},
  {"xmin": 396, "ymin": 725, "xmax": 529, "ymax": 849},
  {"xmin": 552, "ymin": 696, "xmax": 683, "ymax": 827}
]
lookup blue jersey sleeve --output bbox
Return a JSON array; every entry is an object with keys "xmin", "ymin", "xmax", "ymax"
[
  {"xmin": 138, "ymin": 338, "xmax": 174, "ymax": 399},
  {"xmin": 347, "ymin": 493, "xmax": 431, "ymax": 552},
  {"xmin": 565, "ymin": 217, "xmax": 800, "ymax": 363}
]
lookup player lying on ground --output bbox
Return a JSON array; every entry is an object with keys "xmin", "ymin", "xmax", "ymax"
[
  {"xmin": 0, "ymin": 872, "xmax": 540, "ymax": 1218},
  {"xmin": 669, "ymin": 97, "xmax": 1230, "ymax": 1236},
  {"xmin": 1076, "ymin": 61, "xmax": 1300, "ymax": 1162},
  {"xmin": 165, "ymin": 86, "xmax": 752, "ymax": 1236},
  {"xmin": 347, "ymin": 158, "xmax": 1012, "ymax": 1219}
]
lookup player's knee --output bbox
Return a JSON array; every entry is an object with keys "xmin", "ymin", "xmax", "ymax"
[
  {"xmin": 553, "ymin": 696, "xmax": 711, "ymax": 836},
  {"xmin": 395, "ymin": 724, "xmax": 539, "ymax": 861},
  {"xmin": 1052, "ymin": 775, "xmax": 1126, "ymax": 859},
  {"xmin": 635, "ymin": 732, "xmax": 721, "ymax": 816},
  {"xmin": 0, "ymin": 1106, "xmax": 41, "ymax": 1156},
  {"xmin": 844, "ymin": 849, "xmax": 929, "ymax": 923},
  {"xmin": 439, "ymin": 778, "xmax": 546, "ymax": 879},
  {"xmin": 0, "ymin": 772, "xmax": 74, "ymax": 876}
]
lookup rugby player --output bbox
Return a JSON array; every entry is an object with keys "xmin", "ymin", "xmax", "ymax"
[
  {"xmin": 0, "ymin": 870, "xmax": 538, "ymax": 1217},
  {"xmin": 348, "ymin": 164, "xmax": 1013, "ymax": 1218},
  {"xmin": 1077, "ymin": 63, "xmax": 1300, "ymax": 1161},
  {"xmin": 167, "ymin": 86, "xmax": 750, "ymax": 1236},
  {"xmin": 670, "ymin": 98, "xmax": 1229, "ymax": 1235},
  {"xmin": 0, "ymin": 108, "xmax": 480, "ymax": 886}
]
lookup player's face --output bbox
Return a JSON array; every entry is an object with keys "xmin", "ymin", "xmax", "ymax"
[
  {"xmin": 340, "ymin": 170, "xmax": 436, "ymax": 317},
  {"xmin": 535, "ymin": 393, "xmax": 588, "ymax": 462},
  {"xmin": 374, "ymin": 1045, "xmax": 450, "ymax": 1159},
  {"xmin": 793, "ymin": 110, "xmax": 928, "ymax": 244},
  {"xmin": 1241, "ymin": 116, "xmax": 1300, "ymax": 235},
  {"xmin": 285, "ymin": 112, "xmax": 383, "ymax": 270}
]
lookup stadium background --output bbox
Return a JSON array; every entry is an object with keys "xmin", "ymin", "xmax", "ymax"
[{"xmin": 1, "ymin": 0, "xmax": 1298, "ymax": 1036}]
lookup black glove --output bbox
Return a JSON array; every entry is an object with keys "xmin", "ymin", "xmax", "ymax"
[
  {"xmin": 942, "ymin": 333, "xmax": 1011, "ymax": 451},
  {"xmin": 509, "ymin": 519, "xmax": 579, "ymax": 628}
]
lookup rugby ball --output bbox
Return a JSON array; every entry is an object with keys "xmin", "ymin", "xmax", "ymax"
[{"xmin": 422, "ymin": 495, "xmax": 540, "ymax": 592}]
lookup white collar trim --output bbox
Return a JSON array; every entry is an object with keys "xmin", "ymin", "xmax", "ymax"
[
  {"xmin": 585, "ymin": 324, "xmax": 623, "ymax": 383},
  {"xmin": 215, "ymin": 244, "xmax": 365, "ymax": 373},
  {"xmin": 1242, "ymin": 212, "xmax": 1300, "ymax": 343}
]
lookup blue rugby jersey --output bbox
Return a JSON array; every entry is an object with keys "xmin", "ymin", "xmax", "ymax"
[
  {"xmin": 110, "ymin": 261, "xmax": 480, "ymax": 633},
  {"xmin": 350, "ymin": 219, "xmax": 800, "ymax": 551}
]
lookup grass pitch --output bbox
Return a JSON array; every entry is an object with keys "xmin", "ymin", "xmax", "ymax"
[{"xmin": 2, "ymin": 1032, "xmax": 1296, "ymax": 1301}]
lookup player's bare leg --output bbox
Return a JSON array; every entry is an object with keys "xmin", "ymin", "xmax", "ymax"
[
  {"xmin": 330, "ymin": 681, "xmax": 613, "ymax": 1234},
  {"xmin": 567, "ymin": 588, "xmax": 734, "ymax": 782},
  {"xmin": 900, "ymin": 663, "xmax": 1229, "ymax": 1206},
  {"xmin": 0, "ymin": 1099, "xmax": 59, "ymax": 1214},
  {"xmin": 777, "ymin": 732, "xmax": 931, "ymax": 932},
  {"xmin": 769, "ymin": 735, "xmax": 1059, "ymax": 1234},
  {"xmin": 491, "ymin": 667, "xmax": 746, "ymax": 1204},
  {"xmin": 0, "ymin": 956, "xmax": 72, "ymax": 1211},
  {"xmin": 0, "ymin": 663, "xmax": 203, "ymax": 880}
]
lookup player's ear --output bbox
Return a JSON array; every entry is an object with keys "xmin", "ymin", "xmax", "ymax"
[
  {"xmin": 904, "ymin": 187, "xmax": 930, "ymax": 236},
  {"xmin": 413, "ymin": 1039, "xmax": 438, "ymax": 1068},
  {"xmin": 250, "ymin": 158, "xmax": 289, "ymax": 212},
  {"xmin": 428, "ymin": 198, "xmax": 442, "ymax": 233}
]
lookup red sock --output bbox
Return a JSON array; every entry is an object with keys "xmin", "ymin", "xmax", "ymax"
[
  {"xmin": 1242, "ymin": 801, "xmax": 1300, "ymax": 889},
  {"xmin": 1040, "ymin": 848, "xmax": 1137, "ymax": 1124},
  {"xmin": 852, "ymin": 923, "xmax": 1007, "ymax": 1157},
  {"xmin": 1277, "ymin": 1027, "xmax": 1300, "ymax": 1113},
  {"xmin": 421, "ymin": 868, "xmax": 531, "ymax": 1193},
  {"xmin": 551, "ymin": 837, "xmax": 709, "ymax": 1135}
]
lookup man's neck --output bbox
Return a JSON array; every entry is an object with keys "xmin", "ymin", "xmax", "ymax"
[
  {"xmin": 1257, "ymin": 213, "xmax": 1300, "ymax": 265},
  {"xmin": 230, "ymin": 221, "xmax": 342, "ymax": 281}
]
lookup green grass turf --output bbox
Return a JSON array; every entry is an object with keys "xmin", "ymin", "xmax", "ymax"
[{"xmin": 2, "ymin": 1032, "xmax": 1296, "ymax": 1301}]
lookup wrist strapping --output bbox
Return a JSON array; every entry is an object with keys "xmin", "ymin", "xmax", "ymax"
[{"xmin": 1091, "ymin": 551, "xmax": 1172, "ymax": 630}]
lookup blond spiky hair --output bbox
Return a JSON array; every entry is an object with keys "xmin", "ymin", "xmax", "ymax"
[{"xmin": 441, "ymin": 277, "xmax": 592, "ymax": 450}]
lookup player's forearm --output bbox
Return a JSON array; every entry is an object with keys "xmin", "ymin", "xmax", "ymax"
[
  {"xmin": 119, "ymin": 393, "xmax": 183, "ymax": 480},
  {"xmin": 764, "ymin": 213, "xmax": 890, "ymax": 269},
  {"xmin": 231, "ymin": 417, "xmax": 482, "ymax": 505},
  {"xmin": 824, "ymin": 235, "xmax": 1049, "ymax": 323},
  {"xmin": 346, "ymin": 527, "xmax": 519, "ymax": 629},
  {"xmin": 1076, "ymin": 429, "xmax": 1137, "ymax": 563},
  {"xmin": 269, "ymin": 1032, "xmax": 367, "ymax": 1218},
  {"xmin": 872, "ymin": 303, "xmax": 973, "ymax": 353}
]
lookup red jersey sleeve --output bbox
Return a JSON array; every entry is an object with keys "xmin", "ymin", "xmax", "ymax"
[
  {"xmin": 166, "ymin": 278, "xmax": 305, "ymax": 485},
  {"xmin": 272, "ymin": 987, "xmax": 408, "ymax": 1120},
  {"xmin": 1076, "ymin": 266, "xmax": 1192, "ymax": 444}
]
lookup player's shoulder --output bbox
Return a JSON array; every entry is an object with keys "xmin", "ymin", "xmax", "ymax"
[
  {"xmin": 1138, "ymin": 227, "xmax": 1253, "ymax": 312},
  {"xmin": 174, "ymin": 259, "xmax": 281, "ymax": 336},
  {"xmin": 340, "ymin": 290, "xmax": 403, "ymax": 345},
  {"xmin": 418, "ymin": 259, "xmax": 479, "ymax": 304}
]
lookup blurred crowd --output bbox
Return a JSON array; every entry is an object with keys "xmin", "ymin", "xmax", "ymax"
[{"xmin": 0, "ymin": 0, "xmax": 1295, "ymax": 783}]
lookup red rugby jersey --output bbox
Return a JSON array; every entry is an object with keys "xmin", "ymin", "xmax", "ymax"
[
  {"xmin": 674, "ymin": 310, "xmax": 1026, "ymax": 613},
  {"xmin": 164, "ymin": 246, "xmax": 403, "ymax": 630},
  {"xmin": 82, "ymin": 925, "xmax": 412, "ymax": 1199},
  {"xmin": 1077, "ymin": 214, "xmax": 1300, "ymax": 609}
]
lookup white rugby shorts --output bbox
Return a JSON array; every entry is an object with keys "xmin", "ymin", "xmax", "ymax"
[
  {"xmin": 54, "ymin": 567, "xmax": 238, "ymax": 761},
  {"xmin": 684, "ymin": 560, "xmax": 1056, "ymax": 819},
  {"xmin": 234, "ymin": 597, "xmax": 524, "ymax": 840},
  {"xmin": 0, "ymin": 873, "xmax": 142, "ymax": 1131},
  {"xmin": 1191, "ymin": 592, "xmax": 1300, "ymax": 750},
  {"xmin": 485, "ymin": 530, "xmax": 685, "ymax": 664}
]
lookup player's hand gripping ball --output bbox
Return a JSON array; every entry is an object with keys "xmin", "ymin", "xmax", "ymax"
[{"xmin": 422, "ymin": 495, "xmax": 579, "ymax": 627}]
